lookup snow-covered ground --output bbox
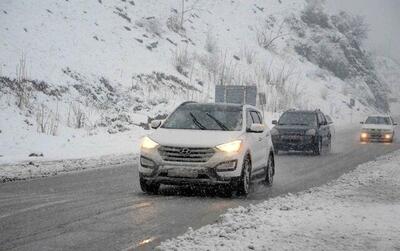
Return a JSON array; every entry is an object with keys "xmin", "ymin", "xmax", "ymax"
[{"xmin": 158, "ymin": 149, "xmax": 400, "ymax": 251}]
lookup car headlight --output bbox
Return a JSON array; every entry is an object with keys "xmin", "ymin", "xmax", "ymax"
[
  {"xmin": 141, "ymin": 136, "xmax": 159, "ymax": 149},
  {"xmin": 270, "ymin": 128, "xmax": 279, "ymax": 136},
  {"xmin": 385, "ymin": 133, "xmax": 393, "ymax": 139},
  {"xmin": 305, "ymin": 129, "xmax": 316, "ymax": 136},
  {"xmin": 216, "ymin": 140, "xmax": 242, "ymax": 153},
  {"xmin": 360, "ymin": 132, "xmax": 368, "ymax": 139}
]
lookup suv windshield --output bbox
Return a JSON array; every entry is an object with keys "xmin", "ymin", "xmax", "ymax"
[
  {"xmin": 278, "ymin": 112, "xmax": 317, "ymax": 126},
  {"xmin": 162, "ymin": 104, "xmax": 243, "ymax": 131},
  {"xmin": 365, "ymin": 116, "xmax": 391, "ymax": 125}
]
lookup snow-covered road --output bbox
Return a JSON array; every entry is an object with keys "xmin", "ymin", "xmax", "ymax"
[
  {"xmin": 158, "ymin": 149, "xmax": 400, "ymax": 251},
  {"xmin": 0, "ymin": 125, "xmax": 399, "ymax": 250}
]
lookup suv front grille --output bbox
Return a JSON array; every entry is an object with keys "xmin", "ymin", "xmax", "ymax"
[{"xmin": 158, "ymin": 146, "xmax": 215, "ymax": 163}]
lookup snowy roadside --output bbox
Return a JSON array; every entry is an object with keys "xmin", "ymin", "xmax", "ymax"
[
  {"xmin": 0, "ymin": 154, "xmax": 137, "ymax": 183},
  {"xmin": 158, "ymin": 150, "xmax": 400, "ymax": 251}
]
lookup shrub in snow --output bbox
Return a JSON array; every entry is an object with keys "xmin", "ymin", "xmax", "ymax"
[
  {"xmin": 36, "ymin": 103, "xmax": 59, "ymax": 136},
  {"xmin": 15, "ymin": 55, "xmax": 31, "ymax": 109},
  {"xmin": 67, "ymin": 103, "xmax": 86, "ymax": 129},
  {"xmin": 301, "ymin": 0, "xmax": 330, "ymax": 28},
  {"xmin": 331, "ymin": 11, "xmax": 368, "ymax": 46},
  {"xmin": 241, "ymin": 47, "xmax": 256, "ymax": 65},
  {"xmin": 135, "ymin": 17, "xmax": 164, "ymax": 37},
  {"xmin": 167, "ymin": 13, "xmax": 184, "ymax": 35},
  {"xmin": 256, "ymin": 16, "xmax": 289, "ymax": 51},
  {"xmin": 204, "ymin": 31, "xmax": 218, "ymax": 54},
  {"xmin": 172, "ymin": 46, "xmax": 192, "ymax": 76}
]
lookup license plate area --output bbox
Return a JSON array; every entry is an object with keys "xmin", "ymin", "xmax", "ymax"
[{"xmin": 167, "ymin": 169, "xmax": 198, "ymax": 178}]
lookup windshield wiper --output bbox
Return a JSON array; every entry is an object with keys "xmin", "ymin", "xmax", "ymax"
[
  {"xmin": 206, "ymin": 112, "xmax": 229, "ymax": 131},
  {"xmin": 189, "ymin": 112, "xmax": 207, "ymax": 130}
]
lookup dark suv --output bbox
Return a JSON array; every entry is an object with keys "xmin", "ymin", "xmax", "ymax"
[{"xmin": 271, "ymin": 110, "xmax": 332, "ymax": 155}]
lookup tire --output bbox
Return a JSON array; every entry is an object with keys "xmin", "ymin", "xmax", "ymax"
[
  {"xmin": 313, "ymin": 137, "xmax": 322, "ymax": 155},
  {"xmin": 326, "ymin": 136, "xmax": 332, "ymax": 153},
  {"xmin": 265, "ymin": 153, "xmax": 274, "ymax": 186},
  {"xmin": 140, "ymin": 177, "xmax": 160, "ymax": 194},
  {"xmin": 237, "ymin": 156, "xmax": 252, "ymax": 196}
]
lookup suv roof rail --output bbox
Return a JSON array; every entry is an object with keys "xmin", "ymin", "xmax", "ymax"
[{"xmin": 287, "ymin": 108, "xmax": 296, "ymax": 111}]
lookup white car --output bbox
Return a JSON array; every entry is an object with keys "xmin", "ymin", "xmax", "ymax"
[
  {"xmin": 360, "ymin": 115, "xmax": 397, "ymax": 143},
  {"xmin": 138, "ymin": 102, "xmax": 275, "ymax": 196}
]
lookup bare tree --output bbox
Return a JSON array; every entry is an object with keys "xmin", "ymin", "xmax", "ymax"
[
  {"xmin": 168, "ymin": 0, "xmax": 201, "ymax": 34},
  {"xmin": 68, "ymin": 102, "xmax": 86, "ymax": 129},
  {"xmin": 172, "ymin": 46, "xmax": 192, "ymax": 76},
  {"xmin": 36, "ymin": 103, "xmax": 59, "ymax": 135},
  {"xmin": 15, "ymin": 54, "xmax": 31, "ymax": 109},
  {"xmin": 257, "ymin": 19, "xmax": 290, "ymax": 51}
]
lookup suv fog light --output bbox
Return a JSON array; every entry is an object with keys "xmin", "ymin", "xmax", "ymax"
[
  {"xmin": 215, "ymin": 160, "xmax": 237, "ymax": 172},
  {"xmin": 361, "ymin": 132, "xmax": 368, "ymax": 139},
  {"xmin": 140, "ymin": 156, "xmax": 156, "ymax": 168}
]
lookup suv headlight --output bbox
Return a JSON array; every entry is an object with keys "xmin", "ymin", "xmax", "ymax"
[
  {"xmin": 216, "ymin": 140, "xmax": 242, "ymax": 153},
  {"xmin": 305, "ymin": 129, "xmax": 316, "ymax": 136},
  {"xmin": 141, "ymin": 136, "xmax": 159, "ymax": 149},
  {"xmin": 270, "ymin": 128, "xmax": 279, "ymax": 136}
]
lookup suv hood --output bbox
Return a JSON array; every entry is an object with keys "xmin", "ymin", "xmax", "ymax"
[
  {"xmin": 149, "ymin": 128, "xmax": 244, "ymax": 147},
  {"xmin": 274, "ymin": 125, "xmax": 314, "ymax": 135},
  {"xmin": 362, "ymin": 124, "xmax": 393, "ymax": 131}
]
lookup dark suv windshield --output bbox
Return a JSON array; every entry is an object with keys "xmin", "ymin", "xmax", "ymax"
[
  {"xmin": 278, "ymin": 112, "xmax": 317, "ymax": 126},
  {"xmin": 162, "ymin": 104, "xmax": 243, "ymax": 131},
  {"xmin": 365, "ymin": 116, "xmax": 391, "ymax": 125}
]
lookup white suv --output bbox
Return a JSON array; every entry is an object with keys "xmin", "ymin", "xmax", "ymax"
[{"xmin": 138, "ymin": 102, "xmax": 275, "ymax": 196}]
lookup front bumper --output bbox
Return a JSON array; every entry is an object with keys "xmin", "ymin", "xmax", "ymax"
[
  {"xmin": 272, "ymin": 135, "xmax": 316, "ymax": 151},
  {"xmin": 139, "ymin": 146, "xmax": 245, "ymax": 186},
  {"xmin": 360, "ymin": 132, "xmax": 393, "ymax": 142}
]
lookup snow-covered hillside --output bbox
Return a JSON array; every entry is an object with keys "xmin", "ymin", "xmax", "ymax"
[
  {"xmin": 374, "ymin": 56, "xmax": 400, "ymax": 101},
  {"xmin": 0, "ymin": 0, "xmax": 391, "ymax": 163}
]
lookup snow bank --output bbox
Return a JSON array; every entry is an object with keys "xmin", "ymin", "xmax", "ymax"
[
  {"xmin": 158, "ymin": 150, "xmax": 400, "ymax": 251},
  {"xmin": 0, "ymin": 153, "xmax": 136, "ymax": 183}
]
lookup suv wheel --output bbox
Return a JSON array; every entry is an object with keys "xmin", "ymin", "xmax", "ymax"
[
  {"xmin": 237, "ymin": 156, "xmax": 251, "ymax": 196},
  {"xmin": 327, "ymin": 136, "xmax": 332, "ymax": 153},
  {"xmin": 265, "ymin": 153, "xmax": 274, "ymax": 186},
  {"xmin": 313, "ymin": 137, "xmax": 322, "ymax": 155},
  {"xmin": 140, "ymin": 177, "xmax": 160, "ymax": 194}
]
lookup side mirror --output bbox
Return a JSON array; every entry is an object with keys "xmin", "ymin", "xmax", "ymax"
[
  {"xmin": 360, "ymin": 122, "xmax": 364, "ymax": 124},
  {"xmin": 150, "ymin": 120, "xmax": 162, "ymax": 129},
  {"xmin": 272, "ymin": 120, "xmax": 278, "ymax": 125},
  {"xmin": 248, "ymin": 123, "xmax": 265, "ymax": 133},
  {"xmin": 394, "ymin": 122, "xmax": 398, "ymax": 126}
]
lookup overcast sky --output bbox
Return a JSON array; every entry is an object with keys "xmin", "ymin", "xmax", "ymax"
[{"xmin": 326, "ymin": 0, "xmax": 400, "ymax": 61}]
